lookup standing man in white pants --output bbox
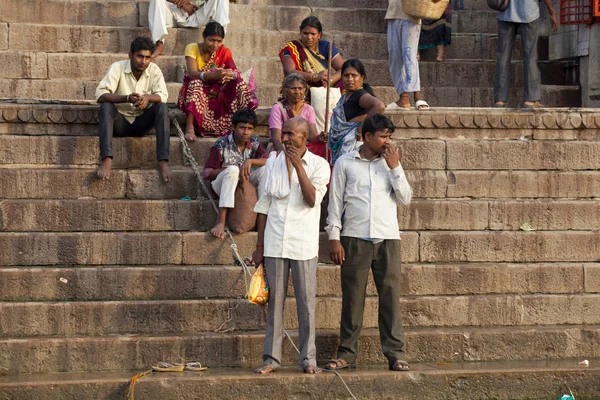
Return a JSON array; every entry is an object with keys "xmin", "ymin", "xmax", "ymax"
[
  {"xmin": 148, "ymin": 0, "xmax": 235, "ymax": 59},
  {"xmin": 385, "ymin": 0, "xmax": 432, "ymax": 111}
]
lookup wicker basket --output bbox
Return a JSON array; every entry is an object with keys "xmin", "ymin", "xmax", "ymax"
[{"xmin": 401, "ymin": 0, "xmax": 450, "ymax": 20}]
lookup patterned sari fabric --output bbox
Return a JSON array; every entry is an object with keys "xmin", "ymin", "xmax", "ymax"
[
  {"xmin": 279, "ymin": 40, "xmax": 343, "ymax": 91},
  {"xmin": 178, "ymin": 45, "xmax": 258, "ymax": 136},
  {"xmin": 327, "ymin": 96, "xmax": 362, "ymax": 166}
]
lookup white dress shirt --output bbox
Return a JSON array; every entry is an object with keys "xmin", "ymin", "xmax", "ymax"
[
  {"xmin": 254, "ymin": 150, "xmax": 331, "ymax": 260},
  {"xmin": 95, "ymin": 60, "xmax": 169, "ymax": 123},
  {"xmin": 326, "ymin": 149, "xmax": 412, "ymax": 241}
]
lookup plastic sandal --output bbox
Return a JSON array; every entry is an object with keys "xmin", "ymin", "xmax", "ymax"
[
  {"xmin": 185, "ymin": 362, "xmax": 208, "ymax": 371},
  {"xmin": 151, "ymin": 362, "xmax": 185, "ymax": 372},
  {"xmin": 415, "ymin": 100, "xmax": 430, "ymax": 111}
]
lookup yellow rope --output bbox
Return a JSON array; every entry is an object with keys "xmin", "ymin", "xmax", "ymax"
[{"xmin": 126, "ymin": 369, "xmax": 152, "ymax": 400}]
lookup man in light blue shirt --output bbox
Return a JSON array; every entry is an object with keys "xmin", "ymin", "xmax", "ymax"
[{"xmin": 494, "ymin": 0, "xmax": 558, "ymax": 109}]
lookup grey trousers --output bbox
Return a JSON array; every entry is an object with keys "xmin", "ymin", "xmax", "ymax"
[
  {"xmin": 262, "ymin": 256, "xmax": 318, "ymax": 370},
  {"xmin": 336, "ymin": 237, "xmax": 406, "ymax": 366},
  {"xmin": 494, "ymin": 18, "xmax": 541, "ymax": 103}
]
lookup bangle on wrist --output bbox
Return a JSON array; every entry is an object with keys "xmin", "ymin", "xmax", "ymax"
[{"xmin": 200, "ymin": 72, "xmax": 206, "ymax": 81}]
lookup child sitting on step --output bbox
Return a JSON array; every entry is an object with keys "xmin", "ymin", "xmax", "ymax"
[{"xmin": 202, "ymin": 109, "xmax": 269, "ymax": 239}]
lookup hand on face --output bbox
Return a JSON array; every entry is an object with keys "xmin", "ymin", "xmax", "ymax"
[
  {"xmin": 284, "ymin": 144, "xmax": 303, "ymax": 168},
  {"xmin": 382, "ymin": 144, "xmax": 400, "ymax": 169}
]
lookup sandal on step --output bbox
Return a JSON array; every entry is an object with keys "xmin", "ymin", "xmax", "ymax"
[
  {"xmin": 151, "ymin": 362, "xmax": 185, "ymax": 372},
  {"xmin": 493, "ymin": 102, "xmax": 507, "ymax": 108},
  {"xmin": 324, "ymin": 358, "xmax": 355, "ymax": 370},
  {"xmin": 522, "ymin": 101, "xmax": 546, "ymax": 110},
  {"xmin": 385, "ymin": 102, "xmax": 411, "ymax": 111},
  {"xmin": 415, "ymin": 100, "xmax": 430, "ymax": 111},
  {"xmin": 389, "ymin": 360, "xmax": 410, "ymax": 371},
  {"xmin": 185, "ymin": 362, "xmax": 208, "ymax": 371}
]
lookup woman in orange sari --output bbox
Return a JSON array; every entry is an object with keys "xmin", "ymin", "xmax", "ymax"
[
  {"xmin": 179, "ymin": 21, "xmax": 258, "ymax": 140},
  {"xmin": 279, "ymin": 16, "xmax": 345, "ymax": 91}
]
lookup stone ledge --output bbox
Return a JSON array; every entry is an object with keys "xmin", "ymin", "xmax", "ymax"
[{"xmin": 1, "ymin": 103, "xmax": 599, "ymax": 130}]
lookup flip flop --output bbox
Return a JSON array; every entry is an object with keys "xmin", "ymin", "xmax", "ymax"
[
  {"xmin": 324, "ymin": 358, "xmax": 355, "ymax": 370},
  {"xmin": 415, "ymin": 100, "xmax": 430, "ymax": 111},
  {"xmin": 493, "ymin": 102, "xmax": 507, "ymax": 108},
  {"xmin": 385, "ymin": 102, "xmax": 410, "ymax": 111},
  {"xmin": 389, "ymin": 360, "xmax": 410, "ymax": 371},
  {"xmin": 185, "ymin": 362, "xmax": 208, "ymax": 371},
  {"xmin": 151, "ymin": 362, "xmax": 185, "ymax": 372},
  {"xmin": 522, "ymin": 101, "xmax": 546, "ymax": 110}
]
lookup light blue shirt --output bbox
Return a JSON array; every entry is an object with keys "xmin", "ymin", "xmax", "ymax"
[{"xmin": 498, "ymin": 0, "xmax": 540, "ymax": 23}]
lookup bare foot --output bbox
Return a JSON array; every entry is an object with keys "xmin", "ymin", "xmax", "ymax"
[
  {"xmin": 185, "ymin": 128, "xmax": 196, "ymax": 142},
  {"xmin": 303, "ymin": 365, "xmax": 322, "ymax": 374},
  {"xmin": 152, "ymin": 41, "xmax": 164, "ymax": 60},
  {"xmin": 210, "ymin": 221, "xmax": 226, "ymax": 239},
  {"xmin": 96, "ymin": 158, "xmax": 112, "ymax": 180},
  {"xmin": 436, "ymin": 55, "xmax": 446, "ymax": 62},
  {"xmin": 158, "ymin": 160, "xmax": 171, "ymax": 182},
  {"xmin": 395, "ymin": 93, "xmax": 411, "ymax": 109},
  {"xmin": 254, "ymin": 365, "xmax": 275, "ymax": 374}
]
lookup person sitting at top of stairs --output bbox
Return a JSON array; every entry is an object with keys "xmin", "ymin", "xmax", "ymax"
[
  {"xmin": 148, "ymin": 0, "xmax": 237, "ymax": 59},
  {"xmin": 203, "ymin": 109, "xmax": 269, "ymax": 239},
  {"xmin": 385, "ymin": 0, "xmax": 431, "ymax": 111},
  {"xmin": 493, "ymin": 0, "xmax": 558, "ymax": 109},
  {"xmin": 95, "ymin": 37, "xmax": 171, "ymax": 182}
]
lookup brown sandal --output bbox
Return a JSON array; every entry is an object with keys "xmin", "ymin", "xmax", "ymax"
[{"xmin": 324, "ymin": 358, "xmax": 355, "ymax": 370}]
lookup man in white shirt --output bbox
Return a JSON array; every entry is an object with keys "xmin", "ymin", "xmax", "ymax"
[
  {"xmin": 95, "ymin": 37, "xmax": 170, "ymax": 182},
  {"xmin": 148, "ymin": 0, "xmax": 234, "ymax": 59},
  {"xmin": 324, "ymin": 113, "xmax": 413, "ymax": 372},
  {"xmin": 251, "ymin": 117, "xmax": 331, "ymax": 375}
]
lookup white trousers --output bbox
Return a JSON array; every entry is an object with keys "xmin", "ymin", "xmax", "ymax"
[
  {"xmin": 211, "ymin": 165, "xmax": 265, "ymax": 209},
  {"xmin": 148, "ymin": 0, "xmax": 231, "ymax": 43}
]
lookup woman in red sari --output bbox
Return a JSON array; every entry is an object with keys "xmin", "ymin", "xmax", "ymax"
[{"xmin": 179, "ymin": 21, "xmax": 258, "ymax": 140}]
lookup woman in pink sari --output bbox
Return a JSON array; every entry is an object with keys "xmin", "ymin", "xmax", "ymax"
[{"xmin": 178, "ymin": 21, "xmax": 258, "ymax": 140}]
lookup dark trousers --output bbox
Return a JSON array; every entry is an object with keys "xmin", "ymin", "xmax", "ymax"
[
  {"xmin": 98, "ymin": 102, "xmax": 170, "ymax": 161},
  {"xmin": 494, "ymin": 18, "xmax": 541, "ymax": 103},
  {"xmin": 336, "ymin": 237, "xmax": 406, "ymax": 366}
]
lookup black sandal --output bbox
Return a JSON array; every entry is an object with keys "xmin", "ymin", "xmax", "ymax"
[{"xmin": 324, "ymin": 358, "xmax": 355, "ymax": 370}]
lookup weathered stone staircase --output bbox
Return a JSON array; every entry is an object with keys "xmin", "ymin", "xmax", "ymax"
[{"xmin": 1, "ymin": 0, "xmax": 599, "ymax": 399}]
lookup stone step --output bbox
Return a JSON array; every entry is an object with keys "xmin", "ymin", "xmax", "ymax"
[
  {"xmin": 4, "ymin": 135, "xmax": 600, "ymax": 170},
  {"xmin": 5, "ymin": 23, "xmax": 521, "ymax": 61},
  {"xmin": 243, "ymin": 0, "xmax": 489, "ymax": 10},
  {"xmin": 0, "ymin": 135, "xmax": 447, "ymax": 169},
  {"xmin": 0, "ymin": 263, "xmax": 591, "ymax": 302},
  {"xmin": 0, "ymin": 168, "xmax": 446, "ymax": 200},
  {"xmin": 0, "ymin": 326, "xmax": 598, "ymax": 374},
  {"xmin": 0, "ymin": 51, "xmax": 528, "ymax": 88},
  {"xmin": 0, "ymin": 78, "xmax": 582, "ymax": 108},
  {"xmin": 1, "ymin": 359, "xmax": 599, "ymax": 400},
  {"xmin": 2, "ymin": 294, "xmax": 600, "ymax": 337},
  {"xmin": 2, "ymin": 199, "xmax": 599, "ymax": 232},
  {"xmin": 0, "ymin": 231, "xmax": 419, "ymax": 266}
]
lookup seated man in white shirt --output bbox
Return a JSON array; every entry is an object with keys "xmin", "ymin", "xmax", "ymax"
[
  {"xmin": 95, "ymin": 37, "xmax": 171, "ymax": 182},
  {"xmin": 148, "ymin": 0, "xmax": 235, "ymax": 59},
  {"xmin": 251, "ymin": 117, "xmax": 331, "ymax": 375},
  {"xmin": 325, "ymin": 113, "xmax": 413, "ymax": 372}
]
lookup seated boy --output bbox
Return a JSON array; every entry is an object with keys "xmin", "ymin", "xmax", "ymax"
[{"xmin": 203, "ymin": 109, "xmax": 268, "ymax": 239}]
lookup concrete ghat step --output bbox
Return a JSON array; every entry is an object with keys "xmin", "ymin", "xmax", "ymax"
[
  {"xmin": 2, "ymin": 199, "xmax": 600, "ymax": 232},
  {"xmin": 2, "ymin": 294, "xmax": 600, "ymax": 337},
  {"xmin": 0, "ymin": 78, "xmax": 582, "ymax": 108},
  {"xmin": 4, "ymin": 23, "xmax": 521, "ymax": 62},
  {"xmin": 1, "ymin": 326, "xmax": 599, "ymax": 374},
  {"xmin": 0, "ymin": 136, "xmax": 447, "ymax": 169},
  {"xmin": 1, "ymin": 359, "xmax": 599, "ymax": 400},
  {"xmin": 0, "ymin": 263, "xmax": 593, "ymax": 302},
  {"xmin": 0, "ymin": 51, "xmax": 526, "ymax": 88},
  {"xmin": 0, "ymin": 231, "xmax": 418, "ymax": 266},
  {"xmin": 0, "ymin": 168, "xmax": 447, "ymax": 200},
  {"xmin": 3, "ymin": 135, "xmax": 600, "ymax": 170}
]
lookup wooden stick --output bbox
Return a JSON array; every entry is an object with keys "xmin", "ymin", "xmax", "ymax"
[{"xmin": 324, "ymin": 40, "xmax": 333, "ymax": 162}]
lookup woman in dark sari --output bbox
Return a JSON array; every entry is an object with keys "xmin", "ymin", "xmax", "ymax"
[
  {"xmin": 178, "ymin": 21, "xmax": 258, "ymax": 140},
  {"xmin": 279, "ymin": 16, "xmax": 345, "ymax": 91},
  {"xmin": 417, "ymin": 3, "xmax": 452, "ymax": 62}
]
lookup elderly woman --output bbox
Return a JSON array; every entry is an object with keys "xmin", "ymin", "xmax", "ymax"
[
  {"xmin": 328, "ymin": 59, "xmax": 385, "ymax": 165},
  {"xmin": 178, "ymin": 21, "xmax": 258, "ymax": 140},
  {"xmin": 268, "ymin": 73, "xmax": 324, "ymax": 155},
  {"xmin": 279, "ymin": 16, "xmax": 344, "ymax": 91}
]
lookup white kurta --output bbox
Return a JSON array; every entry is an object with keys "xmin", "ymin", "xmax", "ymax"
[{"xmin": 148, "ymin": 0, "xmax": 231, "ymax": 43}]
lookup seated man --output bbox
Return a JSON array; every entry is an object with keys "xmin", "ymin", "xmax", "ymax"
[
  {"xmin": 148, "ymin": 0, "xmax": 236, "ymax": 59},
  {"xmin": 95, "ymin": 36, "xmax": 171, "ymax": 182},
  {"xmin": 203, "ymin": 108, "xmax": 268, "ymax": 239}
]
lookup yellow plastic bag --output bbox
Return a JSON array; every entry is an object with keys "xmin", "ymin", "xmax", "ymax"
[{"xmin": 247, "ymin": 265, "xmax": 269, "ymax": 305}]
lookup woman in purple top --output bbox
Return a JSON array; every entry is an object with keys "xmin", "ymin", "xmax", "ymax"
[{"xmin": 268, "ymin": 73, "xmax": 326, "ymax": 156}]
